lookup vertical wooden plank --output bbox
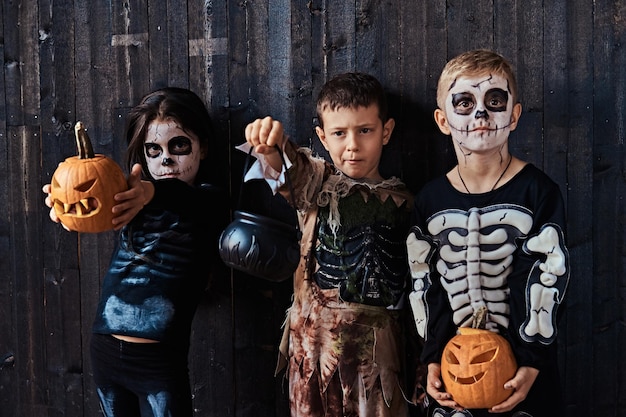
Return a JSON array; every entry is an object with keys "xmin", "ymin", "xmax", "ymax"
[
  {"xmin": 186, "ymin": 1, "xmax": 235, "ymax": 416},
  {"xmin": 324, "ymin": 0, "xmax": 356, "ymax": 74},
  {"xmin": 505, "ymin": 0, "xmax": 553, "ymax": 170},
  {"xmin": 39, "ymin": 0, "xmax": 86, "ymax": 416},
  {"xmin": 147, "ymin": 0, "xmax": 170, "ymax": 89},
  {"xmin": 495, "ymin": 1, "xmax": 545, "ymax": 167},
  {"xmin": 147, "ymin": 0, "xmax": 191, "ymax": 89},
  {"xmin": 0, "ymin": 6, "xmax": 18, "ymax": 416},
  {"xmin": 166, "ymin": 0, "xmax": 191, "ymax": 88},
  {"xmin": 111, "ymin": 0, "xmax": 150, "ymax": 107},
  {"xmin": 309, "ymin": 0, "xmax": 325, "ymax": 107},
  {"xmin": 446, "ymin": 0, "xmax": 495, "ymax": 57},
  {"xmin": 191, "ymin": 0, "xmax": 230, "ymax": 190},
  {"xmin": 226, "ymin": 4, "xmax": 284, "ymax": 416},
  {"xmin": 268, "ymin": 0, "xmax": 294, "ymax": 130},
  {"xmin": 557, "ymin": 1, "xmax": 594, "ymax": 415},
  {"xmin": 394, "ymin": 6, "xmax": 441, "ymax": 407},
  {"xmin": 8, "ymin": 126, "xmax": 47, "ymax": 417},
  {"xmin": 417, "ymin": 1, "xmax": 458, "ymax": 185},
  {"xmin": 5, "ymin": 0, "xmax": 46, "ymax": 414},
  {"xmin": 289, "ymin": 0, "xmax": 314, "ymax": 150},
  {"xmin": 591, "ymin": 0, "xmax": 626, "ymax": 414},
  {"xmin": 73, "ymin": 2, "xmax": 120, "ymax": 415}
]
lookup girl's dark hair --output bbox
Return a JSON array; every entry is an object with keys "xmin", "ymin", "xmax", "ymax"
[
  {"xmin": 316, "ymin": 72, "xmax": 388, "ymax": 128},
  {"xmin": 125, "ymin": 87, "xmax": 215, "ymax": 184}
]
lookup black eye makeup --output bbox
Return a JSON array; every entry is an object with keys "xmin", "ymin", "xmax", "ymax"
[
  {"xmin": 145, "ymin": 142, "xmax": 163, "ymax": 158},
  {"xmin": 484, "ymin": 88, "xmax": 508, "ymax": 112},
  {"xmin": 452, "ymin": 93, "xmax": 476, "ymax": 115},
  {"xmin": 451, "ymin": 88, "xmax": 509, "ymax": 116},
  {"xmin": 168, "ymin": 136, "xmax": 192, "ymax": 155},
  {"xmin": 144, "ymin": 136, "xmax": 193, "ymax": 158}
]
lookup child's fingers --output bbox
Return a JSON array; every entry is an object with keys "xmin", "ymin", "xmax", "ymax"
[
  {"xmin": 257, "ymin": 117, "xmax": 278, "ymax": 145},
  {"xmin": 246, "ymin": 117, "xmax": 283, "ymax": 146}
]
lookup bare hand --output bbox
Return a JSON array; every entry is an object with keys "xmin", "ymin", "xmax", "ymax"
[
  {"xmin": 426, "ymin": 363, "xmax": 462, "ymax": 410},
  {"xmin": 42, "ymin": 183, "xmax": 69, "ymax": 230},
  {"xmin": 489, "ymin": 366, "xmax": 539, "ymax": 413},
  {"xmin": 244, "ymin": 116, "xmax": 285, "ymax": 153},
  {"xmin": 111, "ymin": 163, "xmax": 154, "ymax": 230}
]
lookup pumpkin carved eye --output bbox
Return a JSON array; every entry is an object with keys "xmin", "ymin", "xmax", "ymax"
[
  {"xmin": 471, "ymin": 347, "xmax": 497, "ymax": 364},
  {"xmin": 75, "ymin": 178, "xmax": 97, "ymax": 192},
  {"xmin": 444, "ymin": 343, "xmax": 460, "ymax": 364}
]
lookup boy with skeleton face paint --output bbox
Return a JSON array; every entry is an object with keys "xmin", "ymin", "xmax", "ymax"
[{"xmin": 407, "ymin": 50, "xmax": 569, "ymax": 417}]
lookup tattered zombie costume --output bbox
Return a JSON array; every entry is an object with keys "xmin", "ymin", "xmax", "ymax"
[
  {"xmin": 407, "ymin": 165, "xmax": 569, "ymax": 417},
  {"xmin": 251, "ymin": 142, "xmax": 414, "ymax": 417}
]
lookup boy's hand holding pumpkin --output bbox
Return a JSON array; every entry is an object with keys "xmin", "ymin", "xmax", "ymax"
[
  {"xmin": 426, "ymin": 363, "xmax": 462, "ymax": 410},
  {"xmin": 489, "ymin": 366, "xmax": 539, "ymax": 413}
]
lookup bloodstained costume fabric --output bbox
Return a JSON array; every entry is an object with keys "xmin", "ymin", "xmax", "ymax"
[{"xmin": 270, "ymin": 142, "xmax": 414, "ymax": 417}]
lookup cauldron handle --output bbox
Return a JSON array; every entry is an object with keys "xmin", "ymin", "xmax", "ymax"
[{"xmin": 238, "ymin": 145, "xmax": 301, "ymax": 238}]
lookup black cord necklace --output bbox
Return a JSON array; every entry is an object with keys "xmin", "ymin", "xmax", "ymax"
[{"xmin": 457, "ymin": 155, "xmax": 512, "ymax": 194}]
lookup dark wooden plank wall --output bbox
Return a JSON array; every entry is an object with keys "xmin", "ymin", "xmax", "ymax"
[{"xmin": 0, "ymin": 1, "xmax": 624, "ymax": 416}]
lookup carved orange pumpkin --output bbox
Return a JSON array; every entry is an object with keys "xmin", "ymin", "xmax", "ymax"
[
  {"xmin": 441, "ymin": 327, "xmax": 517, "ymax": 409},
  {"xmin": 50, "ymin": 122, "xmax": 127, "ymax": 233}
]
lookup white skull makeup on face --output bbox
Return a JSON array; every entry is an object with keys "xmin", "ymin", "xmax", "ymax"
[
  {"xmin": 144, "ymin": 119, "xmax": 202, "ymax": 185},
  {"xmin": 445, "ymin": 74, "xmax": 515, "ymax": 154}
]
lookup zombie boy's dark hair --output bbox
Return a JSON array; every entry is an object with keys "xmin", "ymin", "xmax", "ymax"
[{"xmin": 316, "ymin": 72, "xmax": 389, "ymax": 128}]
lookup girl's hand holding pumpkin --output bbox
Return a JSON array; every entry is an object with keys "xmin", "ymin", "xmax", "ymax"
[
  {"xmin": 426, "ymin": 362, "xmax": 462, "ymax": 410},
  {"xmin": 488, "ymin": 366, "xmax": 539, "ymax": 413},
  {"xmin": 42, "ymin": 183, "xmax": 70, "ymax": 231},
  {"xmin": 111, "ymin": 163, "xmax": 154, "ymax": 230}
]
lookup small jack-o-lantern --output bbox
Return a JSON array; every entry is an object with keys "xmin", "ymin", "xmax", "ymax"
[
  {"xmin": 50, "ymin": 122, "xmax": 127, "ymax": 233},
  {"xmin": 441, "ymin": 327, "xmax": 517, "ymax": 409}
]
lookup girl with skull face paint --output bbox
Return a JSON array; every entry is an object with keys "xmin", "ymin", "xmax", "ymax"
[
  {"xmin": 406, "ymin": 50, "xmax": 569, "ymax": 417},
  {"xmin": 43, "ymin": 87, "xmax": 226, "ymax": 417}
]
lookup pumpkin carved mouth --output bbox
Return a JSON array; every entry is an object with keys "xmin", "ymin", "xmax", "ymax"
[
  {"xmin": 54, "ymin": 197, "xmax": 100, "ymax": 217},
  {"xmin": 447, "ymin": 371, "xmax": 485, "ymax": 384}
]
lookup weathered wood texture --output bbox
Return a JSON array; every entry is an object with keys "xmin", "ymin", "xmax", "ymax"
[{"xmin": 0, "ymin": 1, "xmax": 624, "ymax": 416}]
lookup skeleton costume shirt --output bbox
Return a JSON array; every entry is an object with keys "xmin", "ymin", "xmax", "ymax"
[
  {"xmin": 407, "ymin": 165, "xmax": 569, "ymax": 417},
  {"xmin": 92, "ymin": 179, "xmax": 221, "ymax": 355},
  {"xmin": 244, "ymin": 141, "xmax": 413, "ymax": 417}
]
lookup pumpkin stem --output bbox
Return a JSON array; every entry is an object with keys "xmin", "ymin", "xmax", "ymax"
[
  {"xmin": 471, "ymin": 305, "xmax": 488, "ymax": 329},
  {"xmin": 75, "ymin": 121, "xmax": 95, "ymax": 159}
]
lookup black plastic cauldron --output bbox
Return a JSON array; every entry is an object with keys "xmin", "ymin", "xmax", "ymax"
[
  {"xmin": 218, "ymin": 146, "xmax": 301, "ymax": 282},
  {"xmin": 219, "ymin": 210, "xmax": 300, "ymax": 282}
]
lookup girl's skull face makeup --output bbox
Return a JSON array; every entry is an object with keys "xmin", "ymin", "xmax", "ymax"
[
  {"xmin": 445, "ymin": 73, "xmax": 515, "ymax": 153},
  {"xmin": 144, "ymin": 119, "xmax": 202, "ymax": 185}
]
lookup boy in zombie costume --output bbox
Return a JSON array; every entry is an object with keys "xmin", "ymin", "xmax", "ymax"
[
  {"xmin": 406, "ymin": 49, "xmax": 569, "ymax": 417},
  {"xmin": 240, "ymin": 73, "xmax": 414, "ymax": 417}
]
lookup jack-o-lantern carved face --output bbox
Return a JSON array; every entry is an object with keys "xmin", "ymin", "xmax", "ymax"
[
  {"xmin": 441, "ymin": 328, "xmax": 517, "ymax": 409},
  {"xmin": 49, "ymin": 122, "xmax": 127, "ymax": 233}
]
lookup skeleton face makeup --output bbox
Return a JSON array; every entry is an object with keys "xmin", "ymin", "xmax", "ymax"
[
  {"xmin": 144, "ymin": 119, "xmax": 203, "ymax": 185},
  {"xmin": 444, "ymin": 74, "xmax": 517, "ymax": 153}
]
